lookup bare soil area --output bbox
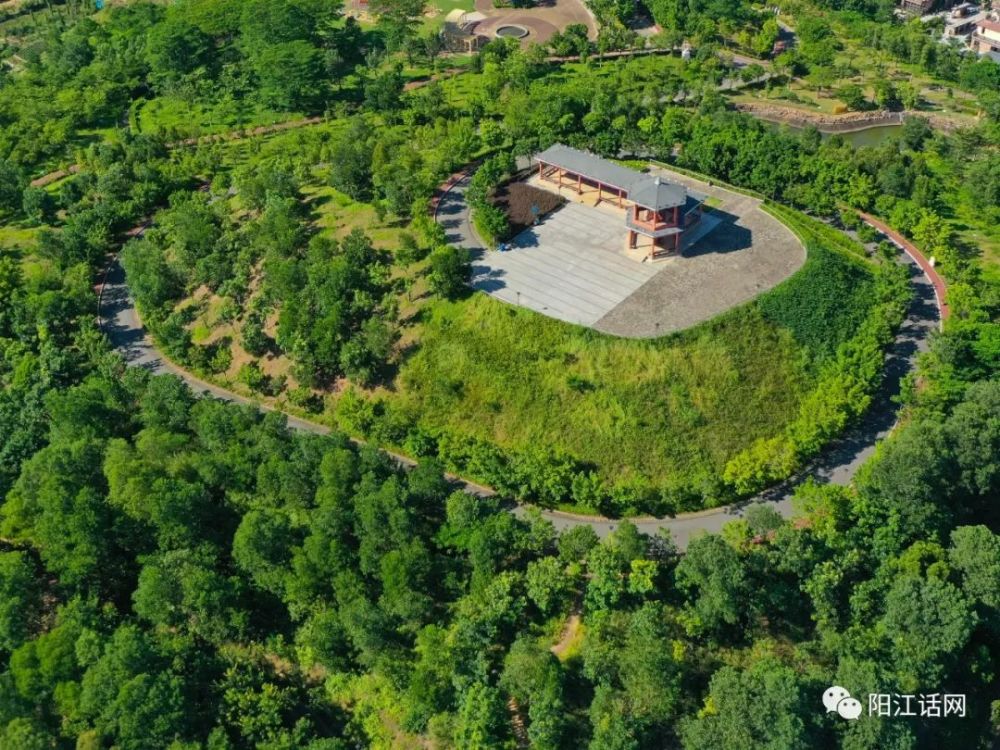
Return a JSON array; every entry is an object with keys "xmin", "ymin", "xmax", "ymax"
[{"xmin": 492, "ymin": 182, "xmax": 565, "ymax": 235}]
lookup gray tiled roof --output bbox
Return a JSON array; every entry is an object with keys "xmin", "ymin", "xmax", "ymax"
[
  {"xmin": 534, "ymin": 143, "xmax": 691, "ymax": 209},
  {"xmin": 628, "ymin": 175, "xmax": 687, "ymax": 210},
  {"xmin": 534, "ymin": 144, "xmax": 645, "ymax": 192}
]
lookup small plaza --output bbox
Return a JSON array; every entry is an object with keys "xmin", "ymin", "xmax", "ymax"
[{"xmin": 469, "ymin": 154, "xmax": 807, "ymax": 337}]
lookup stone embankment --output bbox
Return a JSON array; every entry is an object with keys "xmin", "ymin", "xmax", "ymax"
[{"xmin": 735, "ymin": 101, "xmax": 963, "ymax": 133}]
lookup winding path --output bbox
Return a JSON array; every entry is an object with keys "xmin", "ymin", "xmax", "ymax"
[{"xmin": 100, "ymin": 182, "xmax": 940, "ymax": 549}]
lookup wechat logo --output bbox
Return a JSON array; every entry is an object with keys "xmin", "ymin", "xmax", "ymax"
[{"xmin": 823, "ymin": 686, "xmax": 863, "ymax": 720}]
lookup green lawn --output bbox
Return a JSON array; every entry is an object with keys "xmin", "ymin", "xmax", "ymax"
[
  {"xmin": 303, "ymin": 183, "xmax": 408, "ymax": 250},
  {"xmin": 377, "ymin": 239, "xmax": 877, "ymax": 495},
  {"xmin": 420, "ymin": 0, "xmax": 475, "ymax": 31},
  {"xmin": 390, "ymin": 294, "xmax": 811, "ymax": 482},
  {"xmin": 0, "ymin": 222, "xmax": 40, "ymax": 251}
]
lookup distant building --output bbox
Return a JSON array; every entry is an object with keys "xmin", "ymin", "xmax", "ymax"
[
  {"xmin": 901, "ymin": 0, "xmax": 940, "ymax": 16},
  {"xmin": 972, "ymin": 17, "xmax": 1000, "ymax": 53},
  {"xmin": 533, "ymin": 144, "xmax": 706, "ymax": 260},
  {"xmin": 441, "ymin": 10, "xmax": 488, "ymax": 53},
  {"xmin": 933, "ymin": 4, "xmax": 990, "ymax": 39}
]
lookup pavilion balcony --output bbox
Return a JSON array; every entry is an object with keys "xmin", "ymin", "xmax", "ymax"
[{"xmin": 626, "ymin": 213, "xmax": 683, "ymax": 238}]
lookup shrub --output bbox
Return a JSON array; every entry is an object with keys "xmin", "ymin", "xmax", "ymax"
[
  {"xmin": 723, "ymin": 436, "xmax": 798, "ymax": 496},
  {"xmin": 757, "ymin": 243, "xmax": 877, "ymax": 363},
  {"xmin": 209, "ymin": 342, "xmax": 233, "ymax": 374},
  {"xmin": 428, "ymin": 246, "xmax": 470, "ymax": 299},
  {"xmin": 241, "ymin": 309, "xmax": 270, "ymax": 356},
  {"xmin": 238, "ymin": 362, "xmax": 268, "ymax": 393},
  {"xmin": 473, "ymin": 204, "xmax": 510, "ymax": 247},
  {"xmin": 288, "ymin": 386, "xmax": 322, "ymax": 413}
]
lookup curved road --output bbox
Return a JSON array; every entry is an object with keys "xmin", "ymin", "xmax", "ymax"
[
  {"xmin": 435, "ymin": 171, "xmax": 940, "ymax": 545},
  {"xmin": 101, "ymin": 190, "xmax": 939, "ymax": 549}
]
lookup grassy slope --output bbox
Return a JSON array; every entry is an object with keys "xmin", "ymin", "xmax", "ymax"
[{"xmin": 387, "ymin": 243, "xmax": 876, "ymax": 484}]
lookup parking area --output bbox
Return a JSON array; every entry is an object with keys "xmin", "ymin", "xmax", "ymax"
[{"xmin": 470, "ymin": 202, "xmax": 659, "ymax": 327}]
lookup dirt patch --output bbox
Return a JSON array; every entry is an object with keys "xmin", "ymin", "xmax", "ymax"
[
  {"xmin": 735, "ymin": 101, "xmax": 965, "ymax": 134},
  {"xmin": 492, "ymin": 182, "xmax": 565, "ymax": 234},
  {"xmin": 551, "ymin": 613, "xmax": 582, "ymax": 659}
]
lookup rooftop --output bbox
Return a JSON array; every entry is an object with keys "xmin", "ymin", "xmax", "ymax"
[
  {"xmin": 534, "ymin": 144, "xmax": 696, "ymax": 210},
  {"xmin": 535, "ymin": 144, "xmax": 645, "ymax": 192},
  {"xmin": 629, "ymin": 175, "xmax": 688, "ymax": 210}
]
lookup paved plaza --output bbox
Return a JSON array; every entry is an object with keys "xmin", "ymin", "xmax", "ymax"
[
  {"xmin": 468, "ymin": 167, "xmax": 807, "ymax": 337},
  {"xmin": 470, "ymin": 202, "xmax": 660, "ymax": 327}
]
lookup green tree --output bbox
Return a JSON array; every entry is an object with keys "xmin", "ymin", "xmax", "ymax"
[
  {"xmin": 453, "ymin": 682, "xmax": 510, "ymax": 750},
  {"xmin": 0, "ymin": 552, "xmax": 41, "ymax": 652},
  {"xmin": 837, "ymin": 84, "xmax": 868, "ymax": 111},
  {"xmin": 232, "ymin": 508, "xmax": 297, "ymax": 597},
  {"xmin": 0, "ymin": 718, "xmax": 57, "ymax": 750},
  {"xmin": 364, "ymin": 67, "xmax": 405, "ymax": 113},
  {"xmin": 146, "ymin": 18, "xmax": 211, "ymax": 88},
  {"xmin": 881, "ymin": 576, "xmax": 976, "ymax": 687},
  {"xmin": 252, "ymin": 41, "xmax": 326, "ymax": 111},
  {"xmin": 369, "ymin": 0, "xmax": 426, "ymax": 43},
  {"xmin": 949, "ymin": 526, "xmax": 1000, "ymax": 610},
  {"xmin": 427, "ymin": 246, "xmax": 469, "ymax": 299},
  {"xmin": 500, "ymin": 638, "xmax": 566, "ymax": 750},
  {"xmin": 0, "ymin": 161, "xmax": 23, "ymax": 215},
  {"xmin": 674, "ymin": 534, "xmax": 750, "ymax": 635},
  {"xmin": 133, "ymin": 547, "xmax": 246, "ymax": 643},
  {"xmin": 525, "ymin": 556, "xmax": 572, "ymax": 616},
  {"xmin": 78, "ymin": 625, "xmax": 192, "ymax": 750},
  {"xmin": 679, "ymin": 659, "xmax": 813, "ymax": 749},
  {"xmin": 20, "ymin": 187, "xmax": 54, "ymax": 224}
]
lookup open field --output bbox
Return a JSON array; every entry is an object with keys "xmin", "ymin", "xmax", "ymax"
[{"xmin": 390, "ymin": 293, "xmax": 813, "ymax": 484}]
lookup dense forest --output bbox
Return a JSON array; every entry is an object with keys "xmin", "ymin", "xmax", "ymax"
[{"xmin": 0, "ymin": 0, "xmax": 998, "ymax": 747}]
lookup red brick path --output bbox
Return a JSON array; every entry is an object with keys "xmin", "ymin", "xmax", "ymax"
[{"xmin": 859, "ymin": 211, "xmax": 950, "ymax": 322}]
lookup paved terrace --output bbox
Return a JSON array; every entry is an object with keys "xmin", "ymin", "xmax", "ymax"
[
  {"xmin": 594, "ymin": 167, "xmax": 806, "ymax": 337},
  {"xmin": 460, "ymin": 166, "xmax": 806, "ymax": 337},
  {"xmin": 471, "ymin": 202, "xmax": 661, "ymax": 327}
]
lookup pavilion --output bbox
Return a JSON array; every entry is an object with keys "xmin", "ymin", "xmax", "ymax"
[{"xmin": 533, "ymin": 144, "xmax": 706, "ymax": 259}]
